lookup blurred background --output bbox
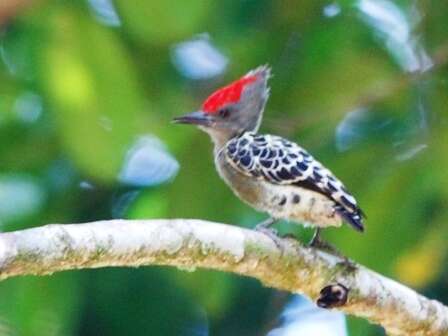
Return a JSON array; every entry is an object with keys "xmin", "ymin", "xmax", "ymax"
[{"xmin": 0, "ymin": 0, "xmax": 447, "ymax": 335}]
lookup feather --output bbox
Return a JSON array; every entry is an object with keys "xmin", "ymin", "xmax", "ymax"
[{"xmin": 225, "ymin": 132, "xmax": 365, "ymax": 230}]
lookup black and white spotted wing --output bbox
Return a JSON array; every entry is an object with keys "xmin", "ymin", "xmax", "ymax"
[{"xmin": 225, "ymin": 132, "xmax": 365, "ymax": 231}]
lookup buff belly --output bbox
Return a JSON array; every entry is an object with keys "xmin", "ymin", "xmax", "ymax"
[{"xmin": 255, "ymin": 182, "xmax": 342, "ymax": 228}]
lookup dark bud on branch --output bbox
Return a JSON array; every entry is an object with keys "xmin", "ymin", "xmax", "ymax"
[{"xmin": 317, "ymin": 283, "xmax": 349, "ymax": 308}]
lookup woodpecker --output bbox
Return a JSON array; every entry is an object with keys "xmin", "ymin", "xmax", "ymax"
[{"xmin": 173, "ymin": 66, "xmax": 365, "ymax": 244}]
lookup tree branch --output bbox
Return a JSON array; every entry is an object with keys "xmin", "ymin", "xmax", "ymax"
[{"xmin": 0, "ymin": 219, "xmax": 446, "ymax": 335}]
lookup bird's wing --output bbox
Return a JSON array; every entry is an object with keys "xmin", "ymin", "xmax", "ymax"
[{"xmin": 225, "ymin": 132, "xmax": 364, "ymax": 231}]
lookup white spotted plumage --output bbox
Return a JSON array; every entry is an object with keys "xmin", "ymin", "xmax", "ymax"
[{"xmin": 224, "ymin": 132, "xmax": 364, "ymax": 231}]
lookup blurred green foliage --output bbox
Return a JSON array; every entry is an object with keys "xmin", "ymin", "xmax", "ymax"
[{"xmin": 1, "ymin": 0, "xmax": 448, "ymax": 335}]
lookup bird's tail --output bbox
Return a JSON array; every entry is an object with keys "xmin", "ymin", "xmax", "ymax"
[{"xmin": 334, "ymin": 205, "xmax": 364, "ymax": 232}]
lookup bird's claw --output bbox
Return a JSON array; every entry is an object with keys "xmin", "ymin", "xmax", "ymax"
[
  {"xmin": 256, "ymin": 226, "xmax": 284, "ymax": 250},
  {"xmin": 254, "ymin": 217, "xmax": 277, "ymax": 230},
  {"xmin": 308, "ymin": 229, "xmax": 357, "ymax": 270},
  {"xmin": 337, "ymin": 257, "xmax": 357, "ymax": 272}
]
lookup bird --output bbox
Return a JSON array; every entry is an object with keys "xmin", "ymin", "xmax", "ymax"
[{"xmin": 173, "ymin": 65, "xmax": 365, "ymax": 247}]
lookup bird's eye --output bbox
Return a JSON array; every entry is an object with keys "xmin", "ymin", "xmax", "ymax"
[{"xmin": 219, "ymin": 107, "xmax": 231, "ymax": 118}]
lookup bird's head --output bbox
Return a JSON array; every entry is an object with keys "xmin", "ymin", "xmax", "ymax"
[{"xmin": 174, "ymin": 65, "xmax": 271, "ymax": 144}]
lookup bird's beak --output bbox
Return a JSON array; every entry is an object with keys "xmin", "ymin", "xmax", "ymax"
[{"xmin": 172, "ymin": 111, "xmax": 214, "ymax": 126}]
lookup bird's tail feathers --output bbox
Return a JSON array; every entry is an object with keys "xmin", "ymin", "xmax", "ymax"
[{"xmin": 334, "ymin": 205, "xmax": 364, "ymax": 232}]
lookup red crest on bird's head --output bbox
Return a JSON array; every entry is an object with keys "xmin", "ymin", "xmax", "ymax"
[
  {"xmin": 202, "ymin": 68, "xmax": 269, "ymax": 114},
  {"xmin": 174, "ymin": 65, "xmax": 271, "ymax": 135}
]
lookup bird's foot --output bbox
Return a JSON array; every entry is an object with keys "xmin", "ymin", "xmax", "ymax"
[
  {"xmin": 255, "ymin": 217, "xmax": 277, "ymax": 230},
  {"xmin": 255, "ymin": 217, "xmax": 299, "ymax": 241},
  {"xmin": 309, "ymin": 235, "xmax": 338, "ymax": 254},
  {"xmin": 256, "ymin": 226, "xmax": 283, "ymax": 248},
  {"xmin": 308, "ymin": 228, "xmax": 328, "ymax": 249},
  {"xmin": 255, "ymin": 220, "xmax": 284, "ymax": 251},
  {"xmin": 280, "ymin": 232, "xmax": 299, "ymax": 241},
  {"xmin": 308, "ymin": 229, "xmax": 357, "ymax": 270},
  {"xmin": 338, "ymin": 257, "xmax": 357, "ymax": 273}
]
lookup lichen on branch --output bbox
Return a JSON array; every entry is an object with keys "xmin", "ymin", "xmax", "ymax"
[{"xmin": 0, "ymin": 219, "xmax": 447, "ymax": 336}]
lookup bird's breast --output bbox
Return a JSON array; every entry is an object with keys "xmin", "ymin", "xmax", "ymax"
[{"xmin": 215, "ymin": 151, "xmax": 263, "ymax": 206}]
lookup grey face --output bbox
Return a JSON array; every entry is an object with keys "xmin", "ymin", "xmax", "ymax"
[{"xmin": 173, "ymin": 67, "xmax": 270, "ymax": 141}]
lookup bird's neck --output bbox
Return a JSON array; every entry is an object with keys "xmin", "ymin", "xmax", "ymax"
[
  {"xmin": 211, "ymin": 133, "xmax": 234, "ymax": 157},
  {"xmin": 209, "ymin": 129, "xmax": 248, "ymax": 157}
]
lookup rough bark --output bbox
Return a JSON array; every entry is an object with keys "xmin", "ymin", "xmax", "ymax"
[{"xmin": 0, "ymin": 219, "xmax": 446, "ymax": 335}]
